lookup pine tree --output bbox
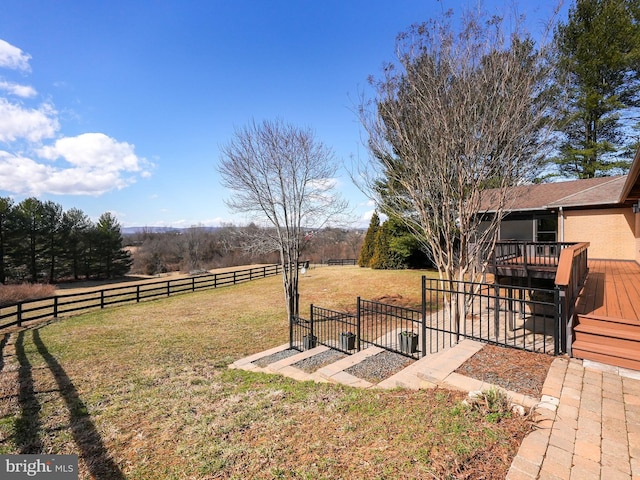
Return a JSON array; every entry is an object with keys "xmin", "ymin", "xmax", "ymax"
[
  {"xmin": 94, "ymin": 212, "xmax": 132, "ymax": 278},
  {"xmin": 369, "ymin": 222, "xmax": 393, "ymax": 269},
  {"xmin": 554, "ymin": 0, "xmax": 640, "ymax": 178},
  {"xmin": 358, "ymin": 212, "xmax": 379, "ymax": 267}
]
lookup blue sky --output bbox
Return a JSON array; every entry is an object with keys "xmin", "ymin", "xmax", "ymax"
[{"xmin": 0, "ymin": 0, "xmax": 567, "ymax": 228}]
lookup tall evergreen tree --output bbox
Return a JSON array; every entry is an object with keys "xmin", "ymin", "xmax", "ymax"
[
  {"xmin": 60, "ymin": 208, "xmax": 92, "ymax": 280},
  {"xmin": 41, "ymin": 201, "xmax": 63, "ymax": 283},
  {"xmin": 358, "ymin": 212, "xmax": 380, "ymax": 267},
  {"xmin": 14, "ymin": 198, "xmax": 46, "ymax": 282},
  {"xmin": 94, "ymin": 212, "xmax": 131, "ymax": 278},
  {"xmin": 554, "ymin": 0, "xmax": 640, "ymax": 178},
  {"xmin": 0, "ymin": 197, "xmax": 14, "ymax": 284}
]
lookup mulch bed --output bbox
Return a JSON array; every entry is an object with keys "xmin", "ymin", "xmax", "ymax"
[{"xmin": 455, "ymin": 344, "xmax": 555, "ymax": 398}]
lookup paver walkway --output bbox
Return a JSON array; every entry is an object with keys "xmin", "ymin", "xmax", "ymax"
[{"xmin": 507, "ymin": 358, "xmax": 640, "ymax": 479}]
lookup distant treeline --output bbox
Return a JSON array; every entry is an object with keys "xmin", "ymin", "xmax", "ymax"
[
  {"xmin": 126, "ymin": 224, "xmax": 364, "ymax": 275},
  {"xmin": 0, "ymin": 197, "xmax": 131, "ymax": 284}
]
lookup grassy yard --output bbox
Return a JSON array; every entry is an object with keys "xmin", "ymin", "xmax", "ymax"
[{"xmin": 0, "ymin": 266, "xmax": 530, "ymax": 479}]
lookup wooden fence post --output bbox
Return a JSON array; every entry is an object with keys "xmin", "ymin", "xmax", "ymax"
[
  {"xmin": 53, "ymin": 296, "xmax": 58, "ymax": 318},
  {"xmin": 17, "ymin": 303, "xmax": 22, "ymax": 327}
]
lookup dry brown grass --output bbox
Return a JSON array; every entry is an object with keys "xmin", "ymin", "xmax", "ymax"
[
  {"xmin": 0, "ymin": 266, "xmax": 532, "ymax": 479},
  {"xmin": 0, "ymin": 283, "xmax": 56, "ymax": 307}
]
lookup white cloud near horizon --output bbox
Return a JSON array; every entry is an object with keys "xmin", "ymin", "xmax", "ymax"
[
  {"xmin": 0, "ymin": 39, "xmax": 31, "ymax": 72},
  {"xmin": 0, "ymin": 38, "xmax": 153, "ymax": 197}
]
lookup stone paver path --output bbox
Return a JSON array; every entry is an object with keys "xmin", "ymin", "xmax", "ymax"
[{"xmin": 507, "ymin": 358, "xmax": 640, "ymax": 479}]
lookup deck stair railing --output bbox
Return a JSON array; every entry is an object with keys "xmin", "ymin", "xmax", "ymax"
[{"xmin": 554, "ymin": 242, "xmax": 590, "ymax": 355}]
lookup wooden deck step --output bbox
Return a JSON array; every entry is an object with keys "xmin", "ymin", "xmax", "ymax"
[
  {"xmin": 577, "ymin": 313, "xmax": 640, "ymax": 330},
  {"xmin": 572, "ymin": 313, "xmax": 640, "ymax": 371},
  {"xmin": 574, "ymin": 321, "xmax": 640, "ymax": 350},
  {"xmin": 572, "ymin": 340, "xmax": 640, "ymax": 371}
]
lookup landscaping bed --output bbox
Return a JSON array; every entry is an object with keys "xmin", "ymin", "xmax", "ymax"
[{"xmin": 456, "ymin": 344, "xmax": 555, "ymax": 398}]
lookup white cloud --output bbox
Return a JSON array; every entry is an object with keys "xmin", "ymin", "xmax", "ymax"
[
  {"xmin": 0, "ymin": 80, "xmax": 37, "ymax": 98},
  {"xmin": 34, "ymin": 133, "xmax": 152, "ymax": 195},
  {"xmin": 0, "ymin": 39, "xmax": 153, "ymax": 197},
  {"xmin": 0, "ymin": 98, "xmax": 59, "ymax": 143},
  {"xmin": 0, "ymin": 134, "xmax": 153, "ymax": 196},
  {"xmin": 39, "ymin": 133, "xmax": 142, "ymax": 171},
  {"xmin": 0, "ymin": 39, "xmax": 31, "ymax": 72},
  {"xmin": 0, "ymin": 151, "xmax": 52, "ymax": 193}
]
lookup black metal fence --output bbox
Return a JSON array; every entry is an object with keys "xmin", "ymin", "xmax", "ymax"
[
  {"xmin": 1, "ymin": 264, "xmax": 282, "ymax": 330},
  {"xmin": 291, "ymin": 275, "xmax": 563, "ymax": 359},
  {"xmin": 291, "ymin": 298, "xmax": 425, "ymax": 360},
  {"xmin": 423, "ymin": 278, "xmax": 562, "ymax": 355}
]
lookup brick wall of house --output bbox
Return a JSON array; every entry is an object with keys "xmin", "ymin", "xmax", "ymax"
[{"xmin": 563, "ymin": 208, "xmax": 636, "ymax": 260}]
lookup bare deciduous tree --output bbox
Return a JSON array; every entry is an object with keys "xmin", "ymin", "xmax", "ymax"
[
  {"xmin": 359, "ymin": 9, "xmax": 559, "ymax": 285},
  {"xmin": 218, "ymin": 119, "xmax": 349, "ymax": 319}
]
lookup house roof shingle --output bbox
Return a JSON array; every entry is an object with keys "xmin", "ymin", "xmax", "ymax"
[{"xmin": 480, "ymin": 176, "xmax": 627, "ymax": 212}]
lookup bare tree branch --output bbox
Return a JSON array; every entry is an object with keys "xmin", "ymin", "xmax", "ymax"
[
  {"xmin": 358, "ymin": 9, "xmax": 559, "ymax": 284},
  {"xmin": 218, "ymin": 118, "xmax": 349, "ymax": 318}
]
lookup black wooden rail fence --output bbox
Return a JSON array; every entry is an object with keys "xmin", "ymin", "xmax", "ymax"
[
  {"xmin": 291, "ymin": 275, "xmax": 562, "ymax": 359},
  {"xmin": 0, "ymin": 264, "xmax": 283, "ymax": 330}
]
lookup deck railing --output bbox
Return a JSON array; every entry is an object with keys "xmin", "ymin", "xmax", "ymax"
[
  {"xmin": 554, "ymin": 242, "xmax": 590, "ymax": 355},
  {"xmin": 489, "ymin": 241, "xmax": 578, "ymax": 269}
]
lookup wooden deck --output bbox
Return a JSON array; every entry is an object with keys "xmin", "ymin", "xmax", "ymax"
[
  {"xmin": 572, "ymin": 260, "xmax": 640, "ymax": 370},
  {"xmin": 575, "ymin": 259, "xmax": 640, "ymax": 322}
]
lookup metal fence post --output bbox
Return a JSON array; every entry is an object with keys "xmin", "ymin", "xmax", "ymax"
[
  {"xmin": 289, "ymin": 314, "xmax": 293, "ymax": 349},
  {"xmin": 356, "ymin": 297, "xmax": 361, "ymax": 352},
  {"xmin": 421, "ymin": 276, "xmax": 427, "ymax": 358},
  {"xmin": 310, "ymin": 304, "xmax": 315, "ymax": 344}
]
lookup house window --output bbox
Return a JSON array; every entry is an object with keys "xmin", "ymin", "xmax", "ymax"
[{"xmin": 536, "ymin": 216, "xmax": 557, "ymax": 242}]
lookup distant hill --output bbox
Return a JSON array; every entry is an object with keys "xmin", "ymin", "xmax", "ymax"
[{"xmin": 121, "ymin": 226, "xmax": 221, "ymax": 235}]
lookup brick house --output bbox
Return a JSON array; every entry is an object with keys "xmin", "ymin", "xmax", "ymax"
[{"xmin": 481, "ymin": 147, "xmax": 640, "ymax": 264}]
